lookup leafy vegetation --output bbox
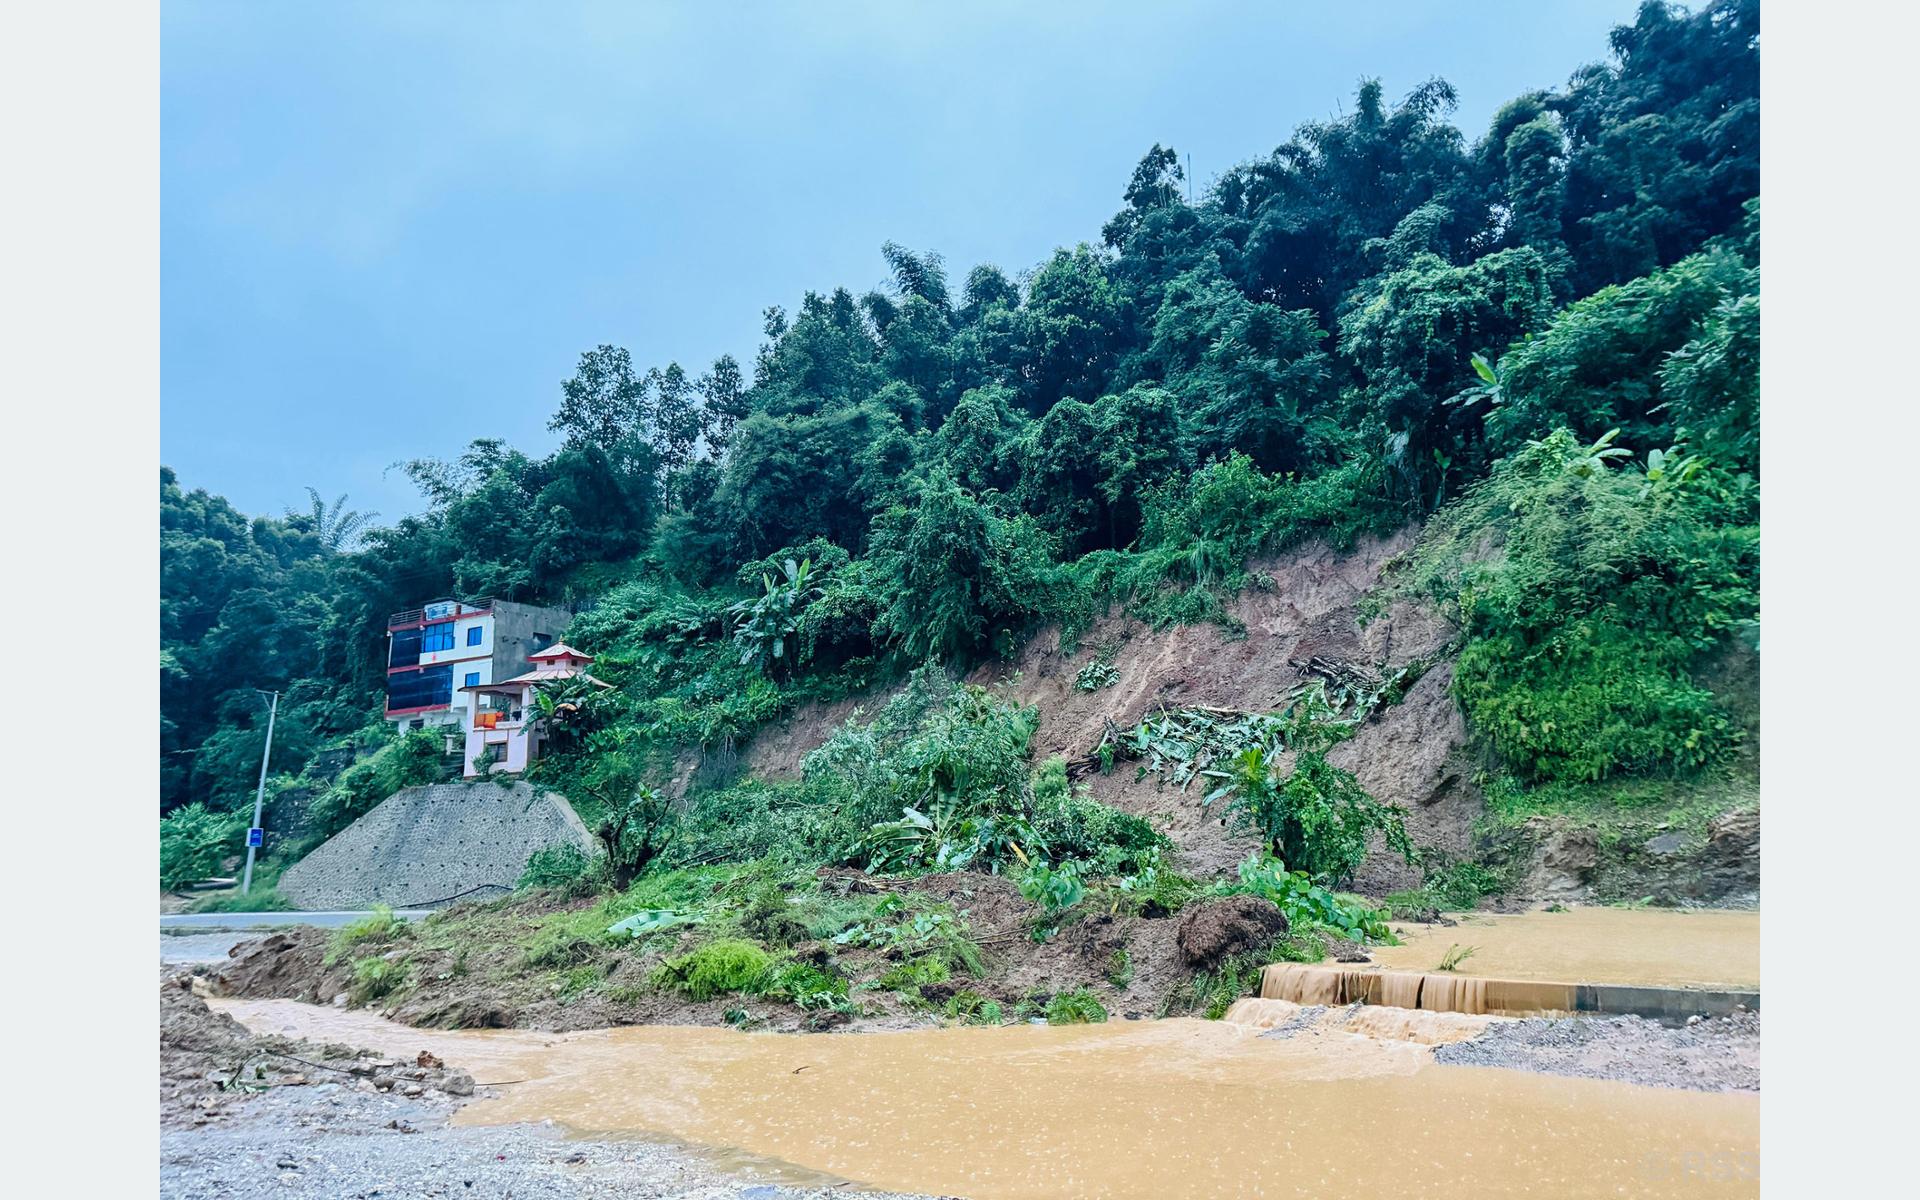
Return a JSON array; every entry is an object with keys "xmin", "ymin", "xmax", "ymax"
[
  {"xmin": 654, "ymin": 938, "xmax": 775, "ymax": 1001},
  {"xmin": 1045, "ymin": 988, "xmax": 1109, "ymax": 1025},
  {"xmin": 1435, "ymin": 944, "xmax": 1479, "ymax": 972},
  {"xmin": 329, "ymin": 905, "xmax": 406, "ymax": 963},
  {"xmin": 349, "ymin": 955, "xmax": 408, "ymax": 1004},
  {"xmin": 161, "ymin": 2, "xmax": 1758, "ymax": 999},
  {"xmin": 160, "ymin": 802, "xmax": 243, "ymax": 890}
]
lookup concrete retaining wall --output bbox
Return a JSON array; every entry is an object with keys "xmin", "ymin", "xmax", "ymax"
[{"xmin": 278, "ymin": 781, "xmax": 595, "ymax": 909}]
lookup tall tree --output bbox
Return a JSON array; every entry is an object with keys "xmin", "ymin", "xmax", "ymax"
[
  {"xmin": 651, "ymin": 362, "xmax": 703, "ymax": 505},
  {"xmin": 285, "ymin": 487, "xmax": 377, "ymax": 552},
  {"xmin": 698, "ymin": 354, "xmax": 750, "ymax": 457},
  {"xmin": 550, "ymin": 345, "xmax": 652, "ymax": 450}
]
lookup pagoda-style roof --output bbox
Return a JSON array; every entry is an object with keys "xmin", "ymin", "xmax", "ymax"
[{"xmin": 527, "ymin": 642, "xmax": 592, "ymax": 663}]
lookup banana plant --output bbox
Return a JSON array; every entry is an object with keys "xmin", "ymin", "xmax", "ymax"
[
  {"xmin": 1641, "ymin": 444, "xmax": 1703, "ymax": 495},
  {"xmin": 1563, "ymin": 427, "xmax": 1634, "ymax": 478},
  {"xmin": 727, "ymin": 557, "xmax": 819, "ymax": 673}
]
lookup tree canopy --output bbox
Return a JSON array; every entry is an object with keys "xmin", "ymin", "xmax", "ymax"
[{"xmin": 161, "ymin": 2, "xmax": 1760, "ymax": 825}]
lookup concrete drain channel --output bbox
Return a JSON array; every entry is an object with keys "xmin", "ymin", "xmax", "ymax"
[{"xmin": 1256, "ymin": 962, "xmax": 1758, "ymax": 1019}]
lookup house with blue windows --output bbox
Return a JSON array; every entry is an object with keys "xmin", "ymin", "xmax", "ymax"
[{"xmin": 383, "ymin": 597, "xmax": 574, "ymax": 740}]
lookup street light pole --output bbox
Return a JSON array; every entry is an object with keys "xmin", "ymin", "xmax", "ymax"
[{"xmin": 241, "ymin": 690, "xmax": 279, "ymax": 896}]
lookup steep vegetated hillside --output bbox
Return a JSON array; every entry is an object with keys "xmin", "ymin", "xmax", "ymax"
[{"xmin": 167, "ymin": 3, "xmax": 1759, "ymax": 1025}]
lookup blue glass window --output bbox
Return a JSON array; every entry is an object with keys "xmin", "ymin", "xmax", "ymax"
[
  {"xmin": 464, "ymin": 672, "xmax": 480, "ymax": 689},
  {"xmin": 386, "ymin": 664, "xmax": 453, "ymax": 710},
  {"xmin": 421, "ymin": 621, "xmax": 455, "ymax": 652},
  {"xmin": 389, "ymin": 626, "xmax": 422, "ymax": 668},
  {"xmin": 466, "ymin": 626, "xmax": 484, "ymax": 646}
]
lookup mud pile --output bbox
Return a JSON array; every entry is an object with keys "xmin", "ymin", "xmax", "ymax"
[{"xmin": 160, "ymin": 973, "xmax": 476, "ymax": 1127}]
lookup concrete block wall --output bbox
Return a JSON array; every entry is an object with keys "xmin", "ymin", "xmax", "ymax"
[{"xmin": 277, "ymin": 780, "xmax": 596, "ymax": 909}]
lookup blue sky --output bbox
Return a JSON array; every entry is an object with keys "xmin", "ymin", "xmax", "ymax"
[{"xmin": 162, "ymin": 0, "xmax": 1641, "ymax": 522}]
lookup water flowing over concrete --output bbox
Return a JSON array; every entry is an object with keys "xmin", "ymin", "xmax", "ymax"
[
  {"xmin": 216, "ymin": 997, "xmax": 1758, "ymax": 1199},
  {"xmin": 1261, "ymin": 907, "xmax": 1763, "ymax": 1018}
]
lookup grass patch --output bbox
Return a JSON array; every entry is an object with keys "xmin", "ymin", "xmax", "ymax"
[
  {"xmin": 555, "ymin": 964, "xmax": 606, "ymax": 1001},
  {"xmin": 190, "ymin": 887, "xmax": 296, "ymax": 914},
  {"xmin": 1271, "ymin": 931, "xmax": 1328, "ymax": 963},
  {"xmin": 1478, "ymin": 766, "xmax": 1756, "ymax": 835},
  {"xmin": 1165, "ymin": 951, "xmax": 1270, "ymax": 1020},
  {"xmin": 1434, "ymin": 944, "xmax": 1478, "ymax": 972},
  {"xmin": 943, "ymin": 990, "xmax": 1005, "ymax": 1025},
  {"xmin": 1045, "ymin": 988, "xmax": 1109, "ymax": 1025},
  {"xmin": 327, "ymin": 905, "xmax": 405, "ymax": 965},
  {"xmin": 875, "ymin": 955, "xmax": 951, "ymax": 994},
  {"xmin": 350, "ymin": 955, "xmax": 407, "ymax": 1004},
  {"xmin": 654, "ymin": 938, "xmax": 775, "ymax": 1000},
  {"xmin": 764, "ymin": 961, "xmax": 849, "ymax": 1010}
]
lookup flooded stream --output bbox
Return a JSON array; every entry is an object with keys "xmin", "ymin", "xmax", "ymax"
[
  {"xmin": 218, "ymin": 996, "xmax": 1758, "ymax": 1198},
  {"xmin": 1371, "ymin": 907, "xmax": 1760, "ymax": 988}
]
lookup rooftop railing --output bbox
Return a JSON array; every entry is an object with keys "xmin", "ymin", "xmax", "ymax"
[{"xmin": 388, "ymin": 596, "xmax": 495, "ymax": 628}]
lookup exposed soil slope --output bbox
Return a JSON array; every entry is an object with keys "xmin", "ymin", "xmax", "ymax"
[{"xmin": 746, "ymin": 532, "xmax": 1475, "ymax": 888}]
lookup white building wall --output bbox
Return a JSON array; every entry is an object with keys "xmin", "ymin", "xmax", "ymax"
[{"xmin": 391, "ymin": 610, "xmax": 498, "ymax": 735}]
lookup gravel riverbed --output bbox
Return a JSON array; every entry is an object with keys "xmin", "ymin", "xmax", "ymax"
[
  {"xmin": 1435, "ymin": 1010, "xmax": 1761, "ymax": 1092},
  {"xmin": 160, "ymin": 1085, "xmax": 938, "ymax": 1200}
]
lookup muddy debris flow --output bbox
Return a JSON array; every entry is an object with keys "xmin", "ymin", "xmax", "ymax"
[
  {"xmin": 1371, "ymin": 907, "xmax": 1760, "ymax": 989},
  {"xmin": 214, "ymin": 994, "xmax": 1759, "ymax": 1199}
]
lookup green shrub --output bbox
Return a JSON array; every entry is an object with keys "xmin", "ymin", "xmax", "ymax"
[
  {"xmin": 827, "ymin": 893, "xmax": 986, "ymax": 977},
  {"xmin": 764, "ymin": 961, "xmax": 848, "ymax": 1009},
  {"xmin": 1209, "ymin": 748, "xmax": 1412, "ymax": 883},
  {"xmin": 810, "ymin": 669, "xmax": 1052, "ymax": 873},
  {"xmin": 1074, "ymin": 660, "xmax": 1120, "ymax": 691},
  {"xmin": 518, "ymin": 844, "xmax": 599, "ymax": 895},
  {"xmin": 160, "ymin": 803, "xmax": 243, "ymax": 891},
  {"xmin": 1045, "ymin": 988, "xmax": 1109, "ymax": 1025},
  {"xmin": 307, "ymin": 730, "xmax": 450, "ymax": 841},
  {"xmin": 876, "ymin": 955, "xmax": 951, "ymax": 993},
  {"xmin": 865, "ymin": 472, "xmax": 1069, "ymax": 663},
  {"xmin": 654, "ymin": 938, "xmax": 775, "ymax": 1000},
  {"xmin": 350, "ymin": 955, "xmax": 408, "ymax": 1004},
  {"xmin": 191, "ymin": 887, "xmax": 295, "ymax": 914},
  {"xmin": 1029, "ymin": 757, "xmax": 1169, "ymax": 875},
  {"xmin": 943, "ymin": 990, "xmax": 1005, "ymax": 1025},
  {"xmin": 330, "ymin": 905, "xmax": 404, "ymax": 962},
  {"xmin": 1224, "ymin": 853, "xmax": 1392, "ymax": 943},
  {"xmin": 1394, "ymin": 428, "xmax": 1757, "ymax": 784}
]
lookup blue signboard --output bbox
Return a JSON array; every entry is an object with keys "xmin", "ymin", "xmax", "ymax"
[{"xmin": 246, "ymin": 827, "xmax": 264, "ymax": 848}]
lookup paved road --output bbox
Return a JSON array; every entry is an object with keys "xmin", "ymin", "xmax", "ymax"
[
  {"xmin": 160, "ymin": 910, "xmax": 433, "ymax": 965},
  {"xmin": 161, "ymin": 910, "xmax": 433, "ymax": 931}
]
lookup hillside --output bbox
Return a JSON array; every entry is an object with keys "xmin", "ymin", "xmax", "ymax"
[{"xmin": 164, "ymin": 1, "xmax": 1760, "ymax": 1033}]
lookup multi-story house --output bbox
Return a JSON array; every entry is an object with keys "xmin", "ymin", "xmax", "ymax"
[
  {"xmin": 383, "ymin": 597, "xmax": 574, "ymax": 736},
  {"xmin": 460, "ymin": 642, "xmax": 609, "ymax": 777}
]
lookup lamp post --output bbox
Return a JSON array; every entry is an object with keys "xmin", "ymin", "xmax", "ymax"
[{"xmin": 241, "ymin": 690, "xmax": 279, "ymax": 896}]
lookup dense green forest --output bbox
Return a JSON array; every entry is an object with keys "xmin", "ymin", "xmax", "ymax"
[{"xmin": 162, "ymin": 1, "xmax": 1758, "ymax": 908}]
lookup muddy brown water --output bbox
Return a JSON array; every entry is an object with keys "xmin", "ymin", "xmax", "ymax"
[
  {"xmin": 1371, "ymin": 907, "xmax": 1760, "ymax": 989},
  {"xmin": 217, "ymin": 997, "xmax": 1758, "ymax": 1199}
]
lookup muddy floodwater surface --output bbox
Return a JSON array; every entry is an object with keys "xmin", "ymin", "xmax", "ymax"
[
  {"xmin": 218, "ymin": 996, "xmax": 1758, "ymax": 1199},
  {"xmin": 1370, "ymin": 907, "xmax": 1760, "ymax": 988}
]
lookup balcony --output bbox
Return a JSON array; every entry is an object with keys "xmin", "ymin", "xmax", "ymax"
[{"xmin": 388, "ymin": 596, "xmax": 495, "ymax": 629}]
